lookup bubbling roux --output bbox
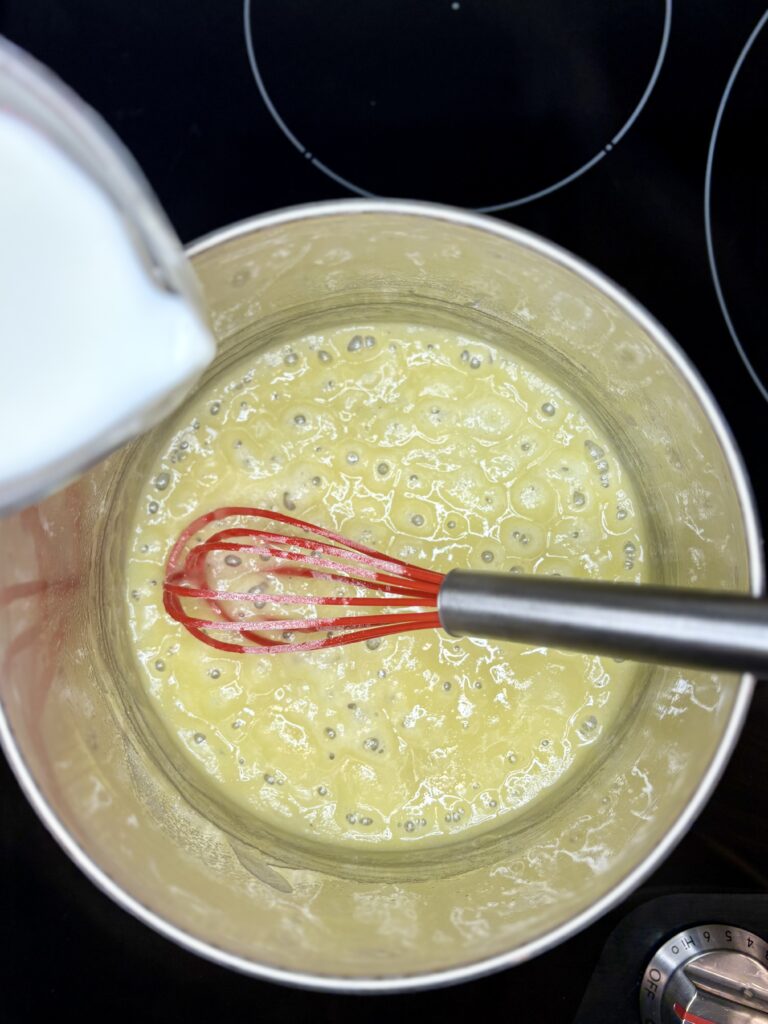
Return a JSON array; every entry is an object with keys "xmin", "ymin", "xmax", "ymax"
[{"xmin": 124, "ymin": 322, "xmax": 648, "ymax": 847}]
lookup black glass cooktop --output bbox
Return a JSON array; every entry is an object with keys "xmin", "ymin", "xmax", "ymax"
[{"xmin": 1, "ymin": 2, "xmax": 767, "ymax": 1020}]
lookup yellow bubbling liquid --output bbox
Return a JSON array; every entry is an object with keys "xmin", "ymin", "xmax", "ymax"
[{"xmin": 124, "ymin": 322, "xmax": 648, "ymax": 848}]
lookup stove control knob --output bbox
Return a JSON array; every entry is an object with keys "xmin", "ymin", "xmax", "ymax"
[{"xmin": 641, "ymin": 924, "xmax": 768, "ymax": 1023}]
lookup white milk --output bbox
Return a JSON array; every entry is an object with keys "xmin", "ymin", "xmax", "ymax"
[{"xmin": 0, "ymin": 112, "xmax": 215, "ymax": 511}]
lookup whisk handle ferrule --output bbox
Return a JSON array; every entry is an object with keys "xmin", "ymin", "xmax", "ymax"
[{"xmin": 437, "ymin": 571, "xmax": 768, "ymax": 673}]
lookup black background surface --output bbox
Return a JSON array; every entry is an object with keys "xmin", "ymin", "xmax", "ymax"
[{"xmin": 1, "ymin": 2, "xmax": 767, "ymax": 1020}]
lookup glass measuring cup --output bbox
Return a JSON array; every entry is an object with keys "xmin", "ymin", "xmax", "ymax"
[{"xmin": 0, "ymin": 36, "xmax": 211, "ymax": 515}]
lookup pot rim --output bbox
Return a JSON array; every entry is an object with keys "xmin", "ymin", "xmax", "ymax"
[{"xmin": 1, "ymin": 197, "xmax": 762, "ymax": 993}]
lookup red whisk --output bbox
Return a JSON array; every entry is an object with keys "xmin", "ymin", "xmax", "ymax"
[
  {"xmin": 162, "ymin": 505, "xmax": 768, "ymax": 672},
  {"xmin": 163, "ymin": 506, "xmax": 444, "ymax": 654}
]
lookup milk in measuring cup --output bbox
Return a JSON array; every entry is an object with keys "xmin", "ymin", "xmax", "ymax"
[{"xmin": 0, "ymin": 112, "xmax": 214, "ymax": 510}]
